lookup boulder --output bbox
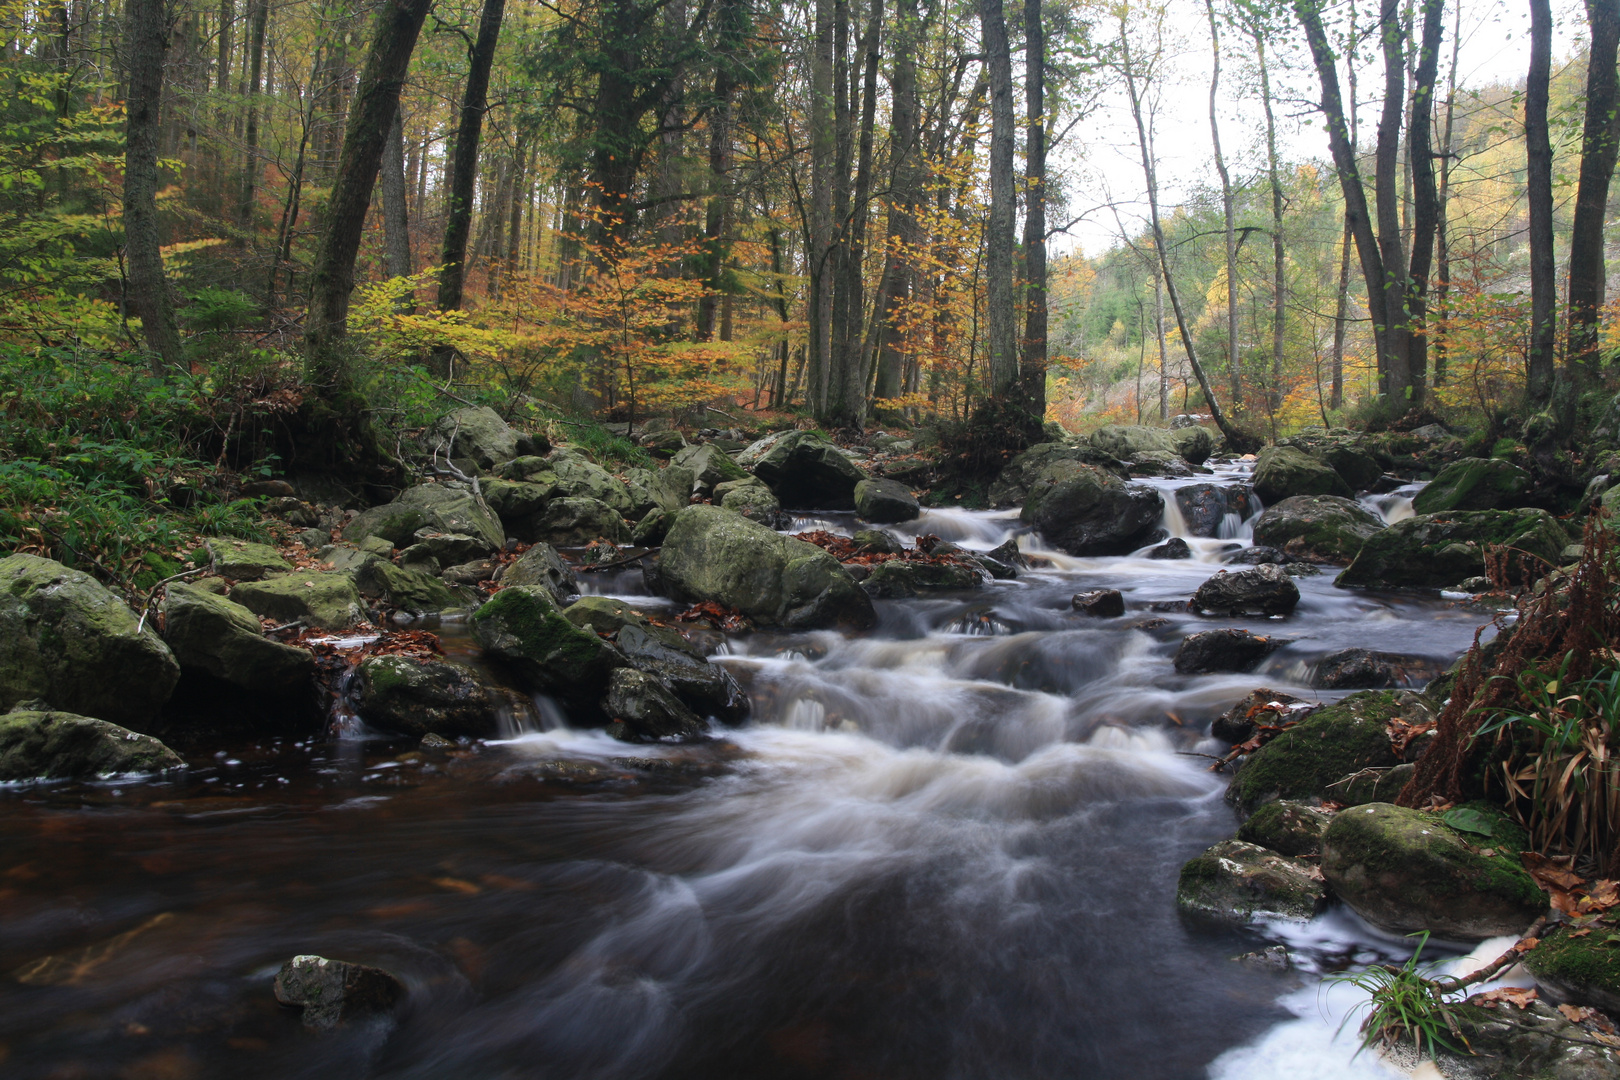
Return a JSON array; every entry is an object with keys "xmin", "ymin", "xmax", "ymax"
[
  {"xmin": 471, "ymin": 585, "xmax": 626, "ymax": 702},
  {"xmin": 638, "ymin": 429, "xmax": 687, "ymax": 458},
  {"xmin": 345, "ymin": 483, "xmax": 504, "ymax": 551},
  {"xmin": 1089, "ymin": 424, "xmax": 1178, "ymax": 459},
  {"xmin": 355, "ymin": 655, "xmax": 498, "ymax": 738},
  {"xmin": 229, "ymin": 572, "xmax": 367, "ymax": 630},
  {"xmin": 442, "ymin": 559, "xmax": 497, "ymax": 587},
  {"xmin": 1072, "ymin": 589, "xmax": 1124, "ymax": 617},
  {"xmin": 1412, "ymin": 456, "xmax": 1534, "ymax": 514},
  {"xmin": 1210, "ymin": 689, "xmax": 1302, "ymax": 743},
  {"xmin": 549, "ymin": 453, "xmax": 635, "ymax": 515},
  {"xmin": 353, "ymin": 560, "xmax": 463, "ymax": 614},
  {"xmin": 1331, "ymin": 762, "xmax": 1417, "ymax": 805},
  {"xmin": 1237, "ymin": 800, "xmax": 1333, "ymax": 858},
  {"xmin": 987, "ymin": 441, "xmax": 1127, "ymax": 508},
  {"xmin": 1251, "ymin": 495, "xmax": 1385, "ymax": 564},
  {"xmin": 1226, "ymin": 545, "xmax": 1287, "ymax": 566},
  {"xmin": 604, "ymin": 668, "xmax": 707, "ymax": 741},
  {"xmin": 854, "ymin": 528, "xmax": 907, "ymax": 555},
  {"xmin": 745, "ymin": 431, "xmax": 869, "ymax": 509},
  {"xmin": 853, "ymin": 478, "xmax": 921, "ymax": 523},
  {"xmin": 1311, "ymin": 442, "xmax": 1384, "ymax": 491},
  {"xmin": 408, "ymin": 530, "xmax": 494, "ymax": 565},
  {"xmin": 1444, "ymin": 998, "xmax": 1620, "ymax": 1079},
  {"xmin": 1525, "ymin": 924, "xmax": 1620, "ymax": 1015},
  {"xmin": 563, "ymin": 597, "xmax": 748, "ymax": 723},
  {"xmin": 162, "ymin": 583, "xmax": 317, "ymax": 716},
  {"xmin": 529, "ymin": 496, "xmax": 629, "ymax": 546},
  {"xmin": 1227, "ymin": 690, "xmax": 1404, "ymax": 814},
  {"xmin": 718, "ymin": 479, "xmax": 783, "ymax": 526},
  {"xmin": 659, "ymin": 505, "xmax": 875, "ymax": 629},
  {"xmin": 670, "ymin": 443, "xmax": 749, "ymax": 496},
  {"xmin": 0, "ymin": 708, "xmax": 183, "ymax": 780},
  {"xmin": 1190, "ymin": 565, "xmax": 1300, "ymax": 617},
  {"xmin": 1337, "ymin": 509, "xmax": 1569, "ymax": 589},
  {"xmin": 1023, "ymin": 467, "xmax": 1164, "ymax": 556},
  {"xmin": 1170, "ymin": 426, "xmax": 1214, "ymax": 466},
  {"xmin": 432, "ymin": 406, "xmax": 521, "ymax": 471},
  {"xmin": 501, "ymin": 543, "xmax": 579, "ymax": 606},
  {"xmin": 1173, "ymin": 629, "xmax": 1283, "ymax": 674},
  {"xmin": 1175, "ymin": 839, "xmax": 1326, "ymax": 924},
  {"xmin": 1320, "ymin": 802, "xmax": 1545, "ymax": 940},
  {"xmin": 482, "ymin": 478, "xmax": 558, "ymax": 540},
  {"xmin": 204, "ymin": 538, "xmax": 292, "ymax": 581},
  {"xmin": 621, "ymin": 468, "xmax": 660, "ymax": 519},
  {"xmin": 648, "ymin": 465, "xmax": 696, "ymax": 514},
  {"xmin": 1129, "ymin": 450, "xmax": 1193, "ymax": 477},
  {"xmin": 491, "ymin": 455, "xmax": 557, "ymax": 482},
  {"xmin": 632, "ymin": 509, "xmax": 673, "ymax": 546},
  {"xmin": 1174, "ymin": 483, "xmax": 1254, "ymax": 538},
  {"xmin": 1310, "ymin": 648, "xmax": 1443, "ymax": 690},
  {"xmin": 1252, "ymin": 445, "xmax": 1353, "ymax": 504},
  {"xmin": 862, "ymin": 560, "xmax": 979, "ymax": 598},
  {"xmin": 0, "ymin": 554, "xmax": 180, "ymax": 730},
  {"xmin": 273, "ymin": 955, "xmax": 404, "ymax": 1031},
  {"xmin": 1145, "ymin": 537, "xmax": 1192, "ymax": 559}
]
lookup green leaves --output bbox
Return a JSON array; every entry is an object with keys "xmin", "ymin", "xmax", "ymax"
[{"xmin": 1442, "ymin": 806, "xmax": 1495, "ymax": 838}]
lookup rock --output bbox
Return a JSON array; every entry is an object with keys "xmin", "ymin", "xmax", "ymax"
[
  {"xmin": 395, "ymin": 545, "xmax": 440, "ymax": 576},
  {"xmin": 1310, "ymin": 648, "xmax": 1443, "ymax": 690},
  {"xmin": 1252, "ymin": 445, "xmax": 1353, "ymax": 504},
  {"xmin": 229, "ymin": 572, "xmax": 367, "ymax": 630},
  {"xmin": 0, "ymin": 554, "xmax": 180, "ymax": 730},
  {"xmin": 659, "ymin": 505, "xmax": 876, "ymax": 629},
  {"xmin": 1175, "ymin": 483, "xmax": 1254, "ymax": 538},
  {"xmin": 294, "ymin": 528, "xmax": 332, "ymax": 550},
  {"xmin": 353, "ymin": 560, "xmax": 463, "ymax": 614},
  {"xmin": 1129, "ymin": 450, "xmax": 1193, "ymax": 477},
  {"xmin": 1412, "ymin": 456, "xmax": 1534, "ymax": 514},
  {"xmin": 632, "ymin": 508, "xmax": 673, "ymax": 546},
  {"xmin": 1445, "ymin": 998, "xmax": 1620, "ymax": 1079},
  {"xmin": 1227, "ymin": 545, "xmax": 1288, "ymax": 565},
  {"xmin": 482, "ymin": 478, "xmax": 558, "ymax": 540},
  {"xmin": 471, "ymin": 585, "xmax": 626, "ymax": 703},
  {"xmin": 563, "ymin": 598, "xmax": 748, "ymax": 723},
  {"xmin": 490, "ymin": 455, "xmax": 556, "ymax": 482},
  {"xmin": 1072, "ymin": 589, "xmax": 1125, "ymax": 617},
  {"xmin": 853, "ymin": 478, "xmax": 921, "ymax": 523},
  {"xmin": 530, "ymin": 496, "xmax": 629, "ymax": 546},
  {"xmin": 273, "ymin": 955, "xmax": 404, "ymax": 1031},
  {"xmin": 862, "ymin": 560, "xmax": 979, "ymax": 598},
  {"xmin": 648, "ymin": 465, "xmax": 696, "ymax": 513},
  {"xmin": 1175, "ymin": 839, "xmax": 1326, "ymax": 924},
  {"xmin": 204, "ymin": 538, "xmax": 293, "ymax": 581},
  {"xmin": 1227, "ymin": 690, "xmax": 1404, "ymax": 814},
  {"xmin": 1525, "ymin": 923, "xmax": 1620, "ymax": 1015},
  {"xmin": 432, "ymin": 406, "xmax": 521, "ymax": 470},
  {"xmin": 854, "ymin": 528, "xmax": 907, "ymax": 555},
  {"xmin": 1170, "ymin": 426, "xmax": 1214, "ymax": 465},
  {"xmin": 718, "ymin": 479, "xmax": 784, "ymax": 525},
  {"xmin": 604, "ymin": 668, "xmax": 707, "ymax": 741},
  {"xmin": 549, "ymin": 453, "xmax": 634, "ymax": 515},
  {"xmin": 621, "ymin": 468, "xmax": 660, "ymax": 518},
  {"xmin": 1311, "ymin": 442, "xmax": 1384, "ymax": 491},
  {"xmin": 1234, "ymin": 946, "xmax": 1292, "ymax": 973},
  {"xmin": 501, "ymin": 543, "xmax": 579, "ymax": 606},
  {"xmin": 1023, "ymin": 467, "xmax": 1164, "ymax": 556},
  {"xmin": 0, "ymin": 708, "xmax": 183, "ymax": 780},
  {"xmin": 316, "ymin": 543, "xmax": 382, "ymax": 574},
  {"xmin": 1211, "ymin": 689, "xmax": 1302, "ymax": 743},
  {"xmin": 1251, "ymin": 495, "xmax": 1385, "ymax": 564},
  {"xmin": 355, "ymin": 655, "xmax": 497, "ymax": 738},
  {"xmin": 1146, "ymin": 537, "xmax": 1192, "ymax": 559},
  {"xmin": 409, "ymin": 530, "xmax": 494, "ymax": 565},
  {"xmin": 345, "ymin": 483, "xmax": 504, "ymax": 551},
  {"xmin": 162, "ymin": 583, "xmax": 317, "ymax": 713},
  {"xmin": 1237, "ymin": 800, "xmax": 1333, "ymax": 858},
  {"xmin": 442, "ymin": 559, "xmax": 497, "ymax": 587},
  {"xmin": 745, "ymin": 431, "xmax": 869, "ymax": 509},
  {"xmin": 1337, "ymin": 509, "xmax": 1569, "ymax": 589},
  {"xmin": 1174, "ymin": 629, "xmax": 1283, "ymax": 674},
  {"xmin": 1331, "ymin": 762, "xmax": 1417, "ymax": 805},
  {"xmin": 670, "ymin": 443, "xmax": 749, "ymax": 496},
  {"xmin": 241, "ymin": 479, "xmax": 296, "ymax": 499},
  {"xmin": 1320, "ymin": 802, "xmax": 1545, "ymax": 940},
  {"xmin": 1190, "ymin": 565, "xmax": 1300, "ymax": 617},
  {"xmin": 1089, "ymin": 424, "xmax": 1178, "ymax": 459},
  {"xmin": 638, "ymin": 429, "xmax": 687, "ymax": 457},
  {"xmin": 987, "ymin": 441, "xmax": 1128, "ymax": 508}
]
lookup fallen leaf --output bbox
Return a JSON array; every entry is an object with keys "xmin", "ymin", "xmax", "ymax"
[
  {"xmin": 1572, "ymin": 928, "xmax": 1594, "ymax": 937},
  {"xmin": 1560, "ymin": 1004, "xmax": 1598, "ymax": 1024},
  {"xmin": 1471, "ymin": 986, "xmax": 1538, "ymax": 1009},
  {"xmin": 431, "ymin": 876, "xmax": 482, "ymax": 895}
]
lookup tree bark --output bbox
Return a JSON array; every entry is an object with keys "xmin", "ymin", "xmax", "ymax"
[
  {"xmin": 1206, "ymin": 0, "xmax": 1241, "ymax": 408},
  {"xmin": 696, "ymin": 0, "xmax": 745, "ymax": 340},
  {"xmin": 808, "ymin": 0, "xmax": 836, "ymax": 414},
  {"xmin": 237, "ymin": 0, "xmax": 267, "ymax": 232},
  {"xmin": 1402, "ymin": 0, "xmax": 1445, "ymax": 406},
  {"xmin": 1255, "ymin": 31, "xmax": 1288, "ymax": 415},
  {"xmin": 381, "ymin": 107, "xmax": 414, "ymax": 292},
  {"xmin": 1526, "ymin": 0, "xmax": 1557, "ymax": 405},
  {"xmin": 1020, "ymin": 0, "xmax": 1048, "ymax": 421},
  {"xmin": 1567, "ymin": 0, "xmax": 1620, "ymax": 373},
  {"xmin": 125, "ymin": 0, "xmax": 184, "ymax": 372},
  {"xmin": 979, "ymin": 0, "xmax": 1017, "ymax": 398},
  {"xmin": 437, "ymin": 0, "xmax": 507, "ymax": 314},
  {"xmin": 826, "ymin": 0, "xmax": 882, "ymax": 426},
  {"xmin": 873, "ymin": 0, "xmax": 921, "ymax": 404},
  {"xmin": 1374, "ymin": 0, "xmax": 1413, "ymax": 401},
  {"xmin": 1433, "ymin": 0, "xmax": 1459, "ymax": 387}
]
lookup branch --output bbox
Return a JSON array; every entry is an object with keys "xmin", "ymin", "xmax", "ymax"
[
  {"xmin": 135, "ymin": 566, "xmax": 210, "ymax": 635},
  {"xmin": 1430, "ymin": 915, "xmax": 1549, "ymax": 995}
]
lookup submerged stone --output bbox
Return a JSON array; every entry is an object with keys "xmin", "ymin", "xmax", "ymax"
[
  {"xmin": 1176, "ymin": 839, "xmax": 1326, "ymax": 924},
  {"xmin": 273, "ymin": 954, "xmax": 404, "ymax": 1031}
]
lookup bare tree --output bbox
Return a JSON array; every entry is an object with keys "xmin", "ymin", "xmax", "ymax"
[{"xmin": 125, "ymin": 0, "xmax": 183, "ymax": 372}]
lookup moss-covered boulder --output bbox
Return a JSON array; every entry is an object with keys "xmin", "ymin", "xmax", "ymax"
[
  {"xmin": 1412, "ymin": 457, "xmax": 1533, "ymax": 515},
  {"xmin": 204, "ymin": 538, "xmax": 293, "ymax": 581},
  {"xmin": 345, "ymin": 483, "xmax": 504, "ymax": 551},
  {"xmin": 1525, "ymin": 921, "xmax": 1620, "ymax": 1014},
  {"xmin": 0, "ymin": 708, "xmax": 183, "ymax": 780},
  {"xmin": 1320, "ymin": 802, "xmax": 1545, "ymax": 940},
  {"xmin": 1251, "ymin": 495, "xmax": 1386, "ymax": 564},
  {"xmin": 529, "ymin": 496, "xmax": 629, "ymax": 546},
  {"xmin": 550, "ymin": 453, "xmax": 635, "ymax": 515},
  {"xmin": 1336, "ymin": 509, "xmax": 1569, "ymax": 589},
  {"xmin": 648, "ymin": 465, "xmax": 696, "ymax": 513},
  {"xmin": 353, "ymin": 559, "xmax": 464, "ymax": 614},
  {"xmin": 853, "ymin": 478, "xmax": 921, "ymax": 523},
  {"xmin": 501, "ymin": 543, "xmax": 579, "ymax": 606},
  {"xmin": 432, "ymin": 405, "xmax": 521, "ymax": 470},
  {"xmin": 670, "ymin": 443, "xmax": 750, "ymax": 496},
  {"xmin": 1227, "ymin": 690, "xmax": 1403, "ymax": 815},
  {"xmin": 744, "ymin": 431, "xmax": 868, "ymax": 509},
  {"xmin": 229, "ymin": 572, "xmax": 367, "ymax": 630},
  {"xmin": 162, "ymin": 583, "xmax": 317, "ymax": 713},
  {"xmin": 1253, "ymin": 445, "xmax": 1353, "ymax": 504},
  {"xmin": 986, "ymin": 441, "xmax": 1127, "ymax": 508},
  {"xmin": 1190, "ymin": 564, "xmax": 1300, "ymax": 617},
  {"xmin": 862, "ymin": 560, "xmax": 979, "ymax": 598},
  {"xmin": 1023, "ymin": 466, "xmax": 1164, "ymax": 556},
  {"xmin": 1170, "ymin": 426, "xmax": 1214, "ymax": 466},
  {"xmin": 659, "ymin": 505, "xmax": 875, "ymax": 629},
  {"xmin": 355, "ymin": 655, "xmax": 497, "ymax": 738},
  {"xmin": 0, "ymin": 554, "xmax": 179, "ymax": 731},
  {"xmin": 1175, "ymin": 839, "xmax": 1326, "ymax": 924},
  {"xmin": 563, "ymin": 597, "xmax": 749, "ymax": 724},
  {"xmin": 1237, "ymin": 800, "xmax": 1333, "ymax": 858},
  {"xmin": 1311, "ymin": 442, "xmax": 1384, "ymax": 491},
  {"xmin": 1443, "ymin": 998, "xmax": 1620, "ymax": 1079},
  {"xmin": 604, "ymin": 668, "xmax": 706, "ymax": 741},
  {"xmin": 717, "ymin": 478, "xmax": 783, "ymax": 525},
  {"xmin": 482, "ymin": 477, "xmax": 559, "ymax": 538},
  {"xmin": 471, "ymin": 585, "xmax": 626, "ymax": 701},
  {"xmin": 1174, "ymin": 483, "xmax": 1255, "ymax": 538},
  {"xmin": 633, "ymin": 508, "xmax": 673, "ymax": 546},
  {"xmin": 1089, "ymin": 424, "xmax": 1177, "ymax": 459}
]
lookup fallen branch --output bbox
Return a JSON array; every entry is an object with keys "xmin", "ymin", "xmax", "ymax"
[
  {"xmin": 1432, "ymin": 915, "xmax": 1549, "ymax": 995},
  {"xmin": 134, "ymin": 566, "xmax": 210, "ymax": 635}
]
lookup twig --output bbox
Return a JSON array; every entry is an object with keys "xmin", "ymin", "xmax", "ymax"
[
  {"xmin": 265, "ymin": 618, "xmax": 305, "ymax": 634},
  {"xmin": 1432, "ymin": 915, "xmax": 1550, "ymax": 995},
  {"xmin": 428, "ymin": 420, "xmax": 481, "ymax": 496},
  {"xmin": 134, "ymin": 566, "xmax": 210, "ymax": 635}
]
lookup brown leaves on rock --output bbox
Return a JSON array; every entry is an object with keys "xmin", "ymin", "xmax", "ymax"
[
  {"xmin": 675, "ymin": 601, "xmax": 752, "ymax": 632},
  {"xmin": 1387, "ymin": 716, "xmax": 1434, "ymax": 757},
  {"xmin": 1516, "ymin": 853, "xmax": 1620, "ymax": 918},
  {"xmin": 1469, "ymin": 986, "xmax": 1539, "ymax": 1009},
  {"xmin": 791, "ymin": 530, "xmax": 977, "ymax": 570}
]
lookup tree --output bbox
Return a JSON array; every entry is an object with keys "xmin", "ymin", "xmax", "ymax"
[
  {"xmin": 437, "ymin": 0, "xmax": 509, "ymax": 315},
  {"xmin": 124, "ymin": 0, "xmax": 184, "ymax": 372},
  {"xmin": 1566, "ymin": 0, "xmax": 1620, "ymax": 374},
  {"xmin": 979, "ymin": 0, "xmax": 1017, "ymax": 398},
  {"xmin": 1021, "ymin": 0, "xmax": 1050, "ymax": 420},
  {"xmin": 1525, "ymin": 0, "xmax": 1556, "ymax": 405},
  {"xmin": 1204, "ymin": 0, "xmax": 1240, "ymax": 407}
]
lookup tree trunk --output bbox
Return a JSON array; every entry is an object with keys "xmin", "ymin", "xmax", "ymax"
[
  {"xmin": 696, "ymin": 0, "xmax": 744, "ymax": 341},
  {"xmin": 125, "ymin": 0, "xmax": 183, "ymax": 372},
  {"xmin": 1567, "ymin": 0, "xmax": 1620, "ymax": 373},
  {"xmin": 1020, "ymin": 0, "xmax": 1048, "ymax": 420},
  {"xmin": 979, "ymin": 0, "xmax": 1016, "ymax": 398},
  {"xmin": 381, "ymin": 107, "xmax": 414, "ymax": 295},
  {"xmin": 1255, "ymin": 31, "xmax": 1288, "ymax": 414},
  {"xmin": 237, "ymin": 0, "xmax": 267, "ymax": 232},
  {"xmin": 1433, "ymin": 0, "xmax": 1459, "ymax": 388},
  {"xmin": 1373, "ymin": 0, "xmax": 1414, "ymax": 402},
  {"xmin": 808, "ymin": 0, "xmax": 836, "ymax": 415},
  {"xmin": 1526, "ymin": 0, "xmax": 1557, "ymax": 405},
  {"xmin": 303, "ymin": 0, "xmax": 434, "ymax": 363},
  {"xmin": 1206, "ymin": 0, "xmax": 1241, "ymax": 408},
  {"xmin": 873, "ymin": 0, "xmax": 920, "ymax": 404},
  {"xmin": 437, "ymin": 0, "xmax": 506, "ymax": 314},
  {"xmin": 826, "ymin": 0, "xmax": 881, "ymax": 426}
]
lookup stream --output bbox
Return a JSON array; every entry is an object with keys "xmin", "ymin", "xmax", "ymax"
[{"xmin": 0, "ymin": 466, "xmax": 1507, "ymax": 1079}]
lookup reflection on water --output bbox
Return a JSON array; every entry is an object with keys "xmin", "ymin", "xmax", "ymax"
[{"xmin": 0, "ymin": 469, "xmax": 1487, "ymax": 1079}]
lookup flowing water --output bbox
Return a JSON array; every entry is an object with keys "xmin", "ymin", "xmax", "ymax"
[{"xmin": 0, "ymin": 466, "xmax": 1501, "ymax": 1079}]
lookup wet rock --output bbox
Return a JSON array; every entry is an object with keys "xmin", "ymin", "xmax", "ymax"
[
  {"xmin": 670, "ymin": 443, "xmax": 749, "ymax": 497},
  {"xmin": 501, "ymin": 542, "xmax": 579, "ymax": 606},
  {"xmin": 355, "ymin": 655, "xmax": 497, "ymax": 738},
  {"xmin": 1310, "ymin": 648, "xmax": 1443, "ymax": 690},
  {"xmin": 471, "ymin": 586, "xmax": 626, "ymax": 703},
  {"xmin": 1252, "ymin": 445, "xmax": 1353, "ymax": 503},
  {"xmin": 986, "ymin": 441, "xmax": 1128, "ymax": 508},
  {"xmin": 604, "ymin": 668, "xmax": 707, "ymax": 741},
  {"xmin": 854, "ymin": 477, "xmax": 921, "ymax": 523},
  {"xmin": 1170, "ymin": 426, "xmax": 1214, "ymax": 466},
  {"xmin": 1089, "ymin": 424, "xmax": 1178, "ymax": 459},
  {"xmin": 1304, "ymin": 441, "xmax": 1384, "ymax": 492},
  {"xmin": 230, "ymin": 572, "xmax": 368, "ymax": 630},
  {"xmin": 204, "ymin": 538, "xmax": 293, "ymax": 581},
  {"xmin": 569, "ymin": 601, "xmax": 748, "ymax": 724},
  {"xmin": 1227, "ymin": 690, "xmax": 1404, "ymax": 814},
  {"xmin": 432, "ymin": 406, "xmax": 521, "ymax": 471},
  {"xmin": 632, "ymin": 508, "xmax": 673, "ymax": 546},
  {"xmin": 442, "ymin": 559, "xmax": 497, "ymax": 587},
  {"xmin": 1337, "ymin": 509, "xmax": 1569, "ymax": 589},
  {"xmin": 1146, "ymin": 537, "xmax": 1192, "ymax": 560},
  {"xmin": 1233, "ymin": 945, "xmax": 1292, "ymax": 973},
  {"xmin": 1320, "ymin": 802, "xmax": 1544, "ymax": 941},
  {"xmin": 1226, "ymin": 545, "xmax": 1288, "ymax": 565},
  {"xmin": 1330, "ymin": 762, "xmax": 1416, "ymax": 805},
  {"xmin": 420, "ymin": 732, "xmax": 455, "ymax": 750},
  {"xmin": 1251, "ymin": 495, "xmax": 1385, "ymax": 564},
  {"xmin": 1129, "ymin": 450, "xmax": 1193, "ymax": 477},
  {"xmin": 1024, "ymin": 467, "xmax": 1164, "ymax": 556},
  {"xmin": 0, "ymin": 707, "xmax": 183, "ymax": 780},
  {"xmin": 985, "ymin": 537, "xmax": 1028, "ymax": 570},
  {"xmin": 862, "ymin": 560, "xmax": 979, "ymax": 598},
  {"xmin": 1525, "ymin": 923, "xmax": 1620, "ymax": 1015},
  {"xmin": 745, "ymin": 431, "xmax": 869, "ymax": 509},
  {"xmin": 1210, "ymin": 689, "xmax": 1302, "ymax": 743},
  {"xmin": 353, "ymin": 560, "xmax": 463, "ymax": 614},
  {"xmin": 1237, "ymin": 800, "xmax": 1333, "ymax": 858},
  {"xmin": 717, "ymin": 478, "xmax": 783, "ymax": 526},
  {"xmin": 1176, "ymin": 839, "xmax": 1326, "ymax": 924},
  {"xmin": 273, "ymin": 954, "xmax": 404, "ymax": 1031},
  {"xmin": 853, "ymin": 528, "xmax": 906, "ymax": 555},
  {"xmin": 1072, "ymin": 589, "xmax": 1125, "ymax": 617},
  {"xmin": 345, "ymin": 483, "xmax": 505, "ymax": 551},
  {"xmin": 1412, "ymin": 456, "xmax": 1533, "ymax": 515},
  {"xmin": 1190, "ymin": 564, "xmax": 1300, "ymax": 617},
  {"xmin": 659, "ymin": 505, "xmax": 875, "ymax": 629},
  {"xmin": 1444, "ymin": 998, "xmax": 1620, "ymax": 1079},
  {"xmin": 1174, "ymin": 629, "xmax": 1283, "ymax": 674},
  {"xmin": 1175, "ymin": 483, "xmax": 1253, "ymax": 538},
  {"xmin": 162, "ymin": 583, "xmax": 318, "ymax": 717},
  {"xmin": 529, "ymin": 496, "xmax": 629, "ymax": 546},
  {"xmin": 0, "ymin": 554, "xmax": 180, "ymax": 730}
]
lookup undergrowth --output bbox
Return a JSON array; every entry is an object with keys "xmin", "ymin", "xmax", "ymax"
[{"xmin": 1331, "ymin": 934, "xmax": 1467, "ymax": 1058}]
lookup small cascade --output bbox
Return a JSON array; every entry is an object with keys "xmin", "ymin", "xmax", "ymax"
[
  {"xmin": 1158, "ymin": 494, "xmax": 1193, "ymax": 539},
  {"xmin": 1361, "ymin": 488, "xmax": 1418, "ymax": 525}
]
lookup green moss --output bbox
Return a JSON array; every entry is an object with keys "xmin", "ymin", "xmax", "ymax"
[
  {"xmin": 1525, "ymin": 921, "xmax": 1620, "ymax": 1003},
  {"xmin": 1229, "ymin": 691, "xmax": 1404, "ymax": 814}
]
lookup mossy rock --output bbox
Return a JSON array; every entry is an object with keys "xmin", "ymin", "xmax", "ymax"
[
  {"xmin": 471, "ymin": 585, "xmax": 625, "ymax": 702},
  {"xmin": 1252, "ymin": 445, "xmax": 1353, "ymax": 504},
  {"xmin": 853, "ymin": 478, "xmax": 921, "ymax": 524},
  {"xmin": 1236, "ymin": 800, "xmax": 1333, "ymax": 858},
  {"xmin": 0, "ymin": 708, "xmax": 183, "ymax": 780},
  {"xmin": 1022, "ymin": 466, "xmax": 1163, "ymax": 556},
  {"xmin": 345, "ymin": 483, "xmax": 504, "ymax": 551},
  {"xmin": 549, "ymin": 454, "xmax": 635, "ymax": 514},
  {"xmin": 743, "ymin": 432, "xmax": 868, "ymax": 509},
  {"xmin": 501, "ymin": 543, "xmax": 579, "ymax": 606},
  {"xmin": 1329, "ymin": 761, "xmax": 1416, "ymax": 806},
  {"xmin": 530, "ymin": 496, "xmax": 629, "ymax": 546},
  {"xmin": 604, "ymin": 668, "xmax": 706, "ymax": 741},
  {"xmin": 352, "ymin": 560, "xmax": 463, "ymax": 614},
  {"xmin": 1311, "ymin": 442, "xmax": 1384, "ymax": 491},
  {"xmin": 1170, "ymin": 426, "xmax": 1214, "ymax": 466},
  {"xmin": 355, "ymin": 655, "xmax": 497, "ymax": 738},
  {"xmin": 1442, "ymin": 998, "xmax": 1620, "ymax": 1079},
  {"xmin": 432, "ymin": 405, "xmax": 521, "ymax": 470},
  {"xmin": 162, "ymin": 583, "xmax": 316, "ymax": 695},
  {"xmin": 670, "ymin": 443, "xmax": 749, "ymax": 496},
  {"xmin": 1251, "ymin": 495, "xmax": 1385, "ymax": 564},
  {"xmin": 632, "ymin": 508, "xmax": 673, "ymax": 546},
  {"xmin": 1320, "ymin": 802, "xmax": 1544, "ymax": 941},
  {"xmin": 1336, "ymin": 508, "xmax": 1569, "ymax": 589},
  {"xmin": 862, "ymin": 560, "xmax": 979, "ymax": 598},
  {"xmin": 986, "ymin": 441, "xmax": 1127, "ymax": 508},
  {"xmin": 229, "ymin": 572, "xmax": 367, "ymax": 630},
  {"xmin": 1089, "ymin": 424, "xmax": 1177, "ymax": 459},
  {"xmin": 482, "ymin": 477, "xmax": 559, "ymax": 524},
  {"xmin": 1412, "ymin": 456, "xmax": 1533, "ymax": 515},
  {"xmin": 719, "ymin": 479, "xmax": 783, "ymax": 525},
  {"xmin": 1175, "ymin": 839, "xmax": 1326, "ymax": 924},
  {"xmin": 1525, "ymin": 920, "xmax": 1620, "ymax": 1015},
  {"xmin": 1227, "ymin": 691, "xmax": 1404, "ymax": 815},
  {"xmin": 204, "ymin": 538, "xmax": 293, "ymax": 581}
]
